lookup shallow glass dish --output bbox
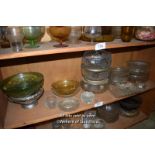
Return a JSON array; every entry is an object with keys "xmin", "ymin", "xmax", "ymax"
[
  {"xmin": 51, "ymin": 80, "xmax": 79, "ymax": 97},
  {"xmin": 0, "ymin": 72, "xmax": 44, "ymax": 98},
  {"xmin": 58, "ymin": 97, "xmax": 80, "ymax": 112}
]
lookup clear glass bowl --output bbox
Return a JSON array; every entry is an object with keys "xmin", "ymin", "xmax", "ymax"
[
  {"xmin": 81, "ymin": 80, "xmax": 109, "ymax": 93},
  {"xmin": 128, "ymin": 60, "xmax": 150, "ymax": 74},
  {"xmin": 82, "ymin": 50, "xmax": 112, "ymax": 69},
  {"xmin": 45, "ymin": 94, "xmax": 57, "ymax": 109},
  {"xmin": 58, "ymin": 97, "xmax": 80, "ymax": 112},
  {"xmin": 80, "ymin": 91, "xmax": 95, "ymax": 104},
  {"xmin": 110, "ymin": 67, "xmax": 129, "ymax": 85},
  {"xmin": 81, "ymin": 65, "xmax": 110, "ymax": 81}
]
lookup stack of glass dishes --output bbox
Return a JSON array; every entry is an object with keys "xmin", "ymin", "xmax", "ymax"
[
  {"xmin": 81, "ymin": 50, "xmax": 111, "ymax": 93},
  {"xmin": 110, "ymin": 67, "xmax": 129, "ymax": 85},
  {"xmin": 128, "ymin": 60, "xmax": 150, "ymax": 89},
  {"xmin": 0, "ymin": 72, "xmax": 44, "ymax": 109}
]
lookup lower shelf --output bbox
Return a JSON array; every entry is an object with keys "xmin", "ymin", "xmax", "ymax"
[
  {"xmin": 35, "ymin": 111, "xmax": 148, "ymax": 129},
  {"xmin": 4, "ymin": 81, "xmax": 155, "ymax": 129},
  {"xmin": 106, "ymin": 111, "xmax": 148, "ymax": 129}
]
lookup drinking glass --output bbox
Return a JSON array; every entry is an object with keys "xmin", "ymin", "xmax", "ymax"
[
  {"xmin": 6, "ymin": 26, "xmax": 24, "ymax": 52},
  {"xmin": 84, "ymin": 26, "xmax": 102, "ymax": 44},
  {"xmin": 68, "ymin": 26, "xmax": 82, "ymax": 44},
  {"xmin": 48, "ymin": 26, "xmax": 71, "ymax": 47},
  {"xmin": 22, "ymin": 26, "xmax": 45, "ymax": 48}
]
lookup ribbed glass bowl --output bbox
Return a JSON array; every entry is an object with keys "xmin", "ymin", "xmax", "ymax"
[{"xmin": 0, "ymin": 72, "xmax": 44, "ymax": 98}]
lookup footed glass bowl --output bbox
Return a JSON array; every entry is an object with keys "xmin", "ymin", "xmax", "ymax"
[
  {"xmin": 51, "ymin": 80, "xmax": 79, "ymax": 97},
  {"xmin": 0, "ymin": 72, "xmax": 44, "ymax": 98}
]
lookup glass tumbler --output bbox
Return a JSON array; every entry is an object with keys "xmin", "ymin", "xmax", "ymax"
[
  {"xmin": 6, "ymin": 26, "xmax": 24, "ymax": 52},
  {"xmin": 68, "ymin": 26, "xmax": 82, "ymax": 44}
]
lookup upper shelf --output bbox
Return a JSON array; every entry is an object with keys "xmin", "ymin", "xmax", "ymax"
[{"xmin": 0, "ymin": 39, "xmax": 155, "ymax": 60}]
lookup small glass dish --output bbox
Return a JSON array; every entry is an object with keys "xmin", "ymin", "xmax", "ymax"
[
  {"xmin": 58, "ymin": 97, "xmax": 80, "ymax": 112},
  {"xmin": 51, "ymin": 80, "xmax": 79, "ymax": 97},
  {"xmin": 80, "ymin": 91, "xmax": 95, "ymax": 104},
  {"xmin": 93, "ymin": 118, "xmax": 106, "ymax": 129},
  {"xmin": 44, "ymin": 95, "xmax": 57, "ymax": 109}
]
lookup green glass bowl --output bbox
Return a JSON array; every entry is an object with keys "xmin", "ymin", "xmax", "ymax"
[
  {"xmin": 22, "ymin": 26, "xmax": 45, "ymax": 40},
  {"xmin": 0, "ymin": 72, "xmax": 44, "ymax": 98}
]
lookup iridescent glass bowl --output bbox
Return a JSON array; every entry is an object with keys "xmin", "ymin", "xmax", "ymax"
[{"xmin": 22, "ymin": 26, "xmax": 45, "ymax": 48}]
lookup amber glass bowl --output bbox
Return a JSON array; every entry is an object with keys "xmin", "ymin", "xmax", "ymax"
[
  {"xmin": 48, "ymin": 26, "xmax": 71, "ymax": 47},
  {"xmin": 51, "ymin": 80, "xmax": 79, "ymax": 97}
]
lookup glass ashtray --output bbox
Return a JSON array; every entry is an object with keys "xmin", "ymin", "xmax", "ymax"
[
  {"xmin": 58, "ymin": 97, "xmax": 80, "ymax": 112},
  {"xmin": 81, "ymin": 91, "xmax": 95, "ymax": 104}
]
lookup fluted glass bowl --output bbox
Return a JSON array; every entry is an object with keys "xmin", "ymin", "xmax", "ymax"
[{"xmin": 0, "ymin": 72, "xmax": 44, "ymax": 98}]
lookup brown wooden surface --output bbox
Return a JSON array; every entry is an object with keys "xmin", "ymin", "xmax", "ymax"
[
  {"xmin": 4, "ymin": 81, "xmax": 155, "ymax": 129},
  {"xmin": 0, "ymin": 39, "xmax": 155, "ymax": 60},
  {"xmin": 35, "ymin": 111, "xmax": 147, "ymax": 129},
  {"xmin": 0, "ymin": 71, "xmax": 8, "ymax": 128},
  {"xmin": 106, "ymin": 111, "xmax": 147, "ymax": 129}
]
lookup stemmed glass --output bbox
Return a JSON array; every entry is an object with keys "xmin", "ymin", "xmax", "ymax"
[
  {"xmin": 48, "ymin": 26, "xmax": 71, "ymax": 47},
  {"xmin": 84, "ymin": 26, "xmax": 102, "ymax": 44},
  {"xmin": 22, "ymin": 26, "xmax": 45, "ymax": 48}
]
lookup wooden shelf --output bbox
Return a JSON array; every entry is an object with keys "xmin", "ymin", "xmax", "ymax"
[
  {"xmin": 35, "ymin": 111, "xmax": 148, "ymax": 129},
  {"xmin": 0, "ymin": 39, "xmax": 155, "ymax": 60},
  {"xmin": 4, "ymin": 81, "xmax": 155, "ymax": 129},
  {"xmin": 106, "ymin": 111, "xmax": 148, "ymax": 129}
]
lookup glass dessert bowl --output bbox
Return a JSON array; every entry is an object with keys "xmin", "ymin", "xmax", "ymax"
[{"xmin": 51, "ymin": 80, "xmax": 79, "ymax": 97}]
